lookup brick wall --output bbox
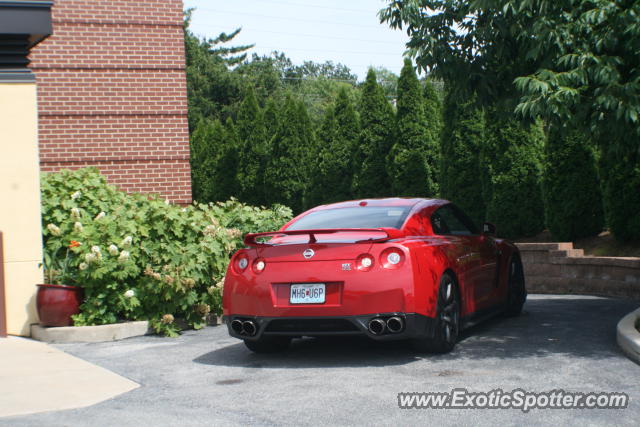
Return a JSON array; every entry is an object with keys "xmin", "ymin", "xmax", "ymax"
[
  {"xmin": 516, "ymin": 243, "xmax": 640, "ymax": 299},
  {"xmin": 29, "ymin": 0, "xmax": 191, "ymax": 204}
]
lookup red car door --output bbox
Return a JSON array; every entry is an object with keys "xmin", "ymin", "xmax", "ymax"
[{"xmin": 431, "ymin": 205, "xmax": 497, "ymax": 312}]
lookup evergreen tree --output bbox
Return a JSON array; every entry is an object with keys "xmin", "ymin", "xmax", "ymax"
[
  {"xmin": 306, "ymin": 107, "xmax": 337, "ymax": 208},
  {"xmin": 205, "ymin": 27, "xmax": 254, "ymax": 66},
  {"xmin": 210, "ymin": 118, "xmax": 240, "ymax": 202},
  {"xmin": 439, "ymin": 93, "xmax": 486, "ymax": 227},
  {"xmin": 423, "ymin": 79, "xmax": 443, "ymax": 187},
  {"xmin": 296, "ymin": 98, "xmax": 318, "ymax": 210},
  {"xmin": 598, "ymin": 142, "xmax": 640, "ymax": 242},
  {"xmin": 189, "ymin": 118, "xmax": 219, "ymax": 202},
  {"xmin": 481, "ymin": 108, "xmax": 545, "ymax": 239},
  {"xmin": 308, "ymin": 88, "xmax": 359, "ymax": 206},
  {"xmin": 264, "ymin": 96, "xmax": 307, "ymax": 213},
  {"xmin": 263, "ymin": 97, "xmax": 280, "ymax": 142},
  {"xmin": 184, "ymin": 11, "xmax": 247, "ymax": 128},
  {"xmin": 542, "ymin": 126, "xmax": 604, "ymax": 241},
  {"xmin": 236, "ymin": 88, "xmax": 267, "ymax": 206},
  {"xmin": 389, "ymin": 59, "xmax": 435, "ymax": 197},
  {"xmin": 353, "ymin": 69, "xmax": 395, "ymax": 198}
]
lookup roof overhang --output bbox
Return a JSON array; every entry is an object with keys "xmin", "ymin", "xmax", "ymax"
[{"xmin": 0, "ymin": 1, "xmax": 53, "ymax": 48}]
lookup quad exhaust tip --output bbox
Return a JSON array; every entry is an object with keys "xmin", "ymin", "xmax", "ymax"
[
  {"xmin": 368, "ymin": 318, "xmax": 386, "ymax": 335},
  {"xmin": 368, "ymin": 316, "xmax": 405, "ymax": 335},
  {"xmin": 386, "ymin": 316, "xmax": 404, "ymax": 333},
  {"xmin": 231, "ymin": 319, "xmax": 258, "ymax": 336},
  {"xmin": 242, "ymin": 320, "xmax": 257, "ymax": 336},
  {"xmin": 231, "ymin": 319, "xmax": 244, "ymax": 334}
]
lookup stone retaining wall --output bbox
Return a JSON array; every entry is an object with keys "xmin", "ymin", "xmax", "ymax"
[{"xmin": 515, "ymin": 243, "xmax": 640, "ymax": 299}]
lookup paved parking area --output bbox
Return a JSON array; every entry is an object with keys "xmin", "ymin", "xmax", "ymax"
[{"xmin": 2, "ymin": 294, "xmax": 638, "ymax": 426}]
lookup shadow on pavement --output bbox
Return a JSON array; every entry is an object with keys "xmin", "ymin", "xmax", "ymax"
[{"xmin": 194, "ymin": 295, "xmax": 639, "ymax": 368}]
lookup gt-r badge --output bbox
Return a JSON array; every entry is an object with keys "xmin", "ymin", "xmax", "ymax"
[
  {"xmin": 341, "ymin": 263, "xmax": 351, "ymax": 271},
  {"xmin": 303, "ymin": 248, "xmax": 315, "ymax": 259}
]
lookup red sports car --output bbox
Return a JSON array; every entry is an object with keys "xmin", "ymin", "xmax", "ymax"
[{"xmin": 222, "ymin": 198, "xmax": 526, "ymax": 353}]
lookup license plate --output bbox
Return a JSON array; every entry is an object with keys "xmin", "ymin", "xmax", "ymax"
[{"xmin": 290, "ymin": 283, "xmax": 325, "ymax": 304}]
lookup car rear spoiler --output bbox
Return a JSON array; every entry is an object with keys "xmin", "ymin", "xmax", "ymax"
[{"xmin": 243, "ymin": 228, "xmax": 406, "ymax": 247}]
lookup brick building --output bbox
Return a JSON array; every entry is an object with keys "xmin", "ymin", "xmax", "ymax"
[{"xmin": 28, "ymin": 0, "xmax": 192, "ymax": 203}]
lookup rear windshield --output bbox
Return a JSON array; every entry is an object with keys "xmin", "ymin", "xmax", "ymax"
[{"xmin": 286, "ymin": 206, "xmax": 411, "ymax": 230}]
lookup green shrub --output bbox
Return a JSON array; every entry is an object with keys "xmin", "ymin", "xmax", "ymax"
[
  {"xmin": 211, "ymin": 118, "xmax": 241, "ymax": 202},
  {"xmin": 599, "ymin": 145, "xmax": 640, "ymax": 242},
  {"xmin": 423, "ymin": 78, "xmax": 443, "ymax": 190},
  {"xmin": 237, "ymin": 87, "xmax": 268, "ymax": 206},
  {"xmin": 41, "ymin": 168, "xmax": 292, "ymax": 336},
  {"xmin": 439, "ymin": 94, "xmax": 486, "ymax": 227},
  {"xmin": 542, "ymin": 126, "xmax": 604, "ymax": 241},
  {"xmin": 190, "ymin": 118, "xmax": 240, "ymax": 203},
  {"xmin": 481, "ymin": 109, "xmax": 545, "ymax": 239},
  {"xmin": 353, "ymin": 68, "xmax": 394, "ymax": 198},
  {"xmin": 189, "ymin": 118, "xmax": 219, "ymax": 203},
  {"xmin": 308, "ymin": 88, "xmax": 359, "ymax": 206},
  {"xmin": 389, "ymin": 59, "xmax": 436, "ymax": 197},
  {"xmin": 264, "ymin": 97, "xmax": 313, "ymax": 213}
]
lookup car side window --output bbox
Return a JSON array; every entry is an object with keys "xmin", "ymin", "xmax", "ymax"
[
  {"xmin": 431, "ymin": 205, "xmax": 475, "ymax": 236},
  {"xmin": 449, "ymin": 204, "xmax": 480, "ymax": 235}
]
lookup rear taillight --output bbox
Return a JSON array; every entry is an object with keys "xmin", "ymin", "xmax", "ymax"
[
  {"xmin": 252, "ymin": 258, "xmax": 266, "ymax": 274},
  {"xmin": 356, "ymin": 254, "xmax": 375, "ymax": 271},
  {"xmin": 380, "ymin": 248, "xmax": 405, "ymax": 269},
  {"xmin": 234, "ymin": 253, "xmax": 249, "ymax": 273}
]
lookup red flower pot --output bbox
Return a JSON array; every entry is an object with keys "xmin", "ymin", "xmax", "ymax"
[{"xmin": 36, "ymin": 284, "xmax": 83, "ymax": 327}]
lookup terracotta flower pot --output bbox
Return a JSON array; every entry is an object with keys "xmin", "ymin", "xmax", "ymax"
[{"xmin": 36, "ymin": 284, "xmax": 83, "ymax": 327}]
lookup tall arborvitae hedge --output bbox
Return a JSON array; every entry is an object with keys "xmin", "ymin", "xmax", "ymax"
[
  {"xmin": 237, "ymin": 87, "xmax": 267, "ymax": 206},
  {"xmin": 263, "ymin": 97, "xmax": 280, "ymax": 142},
  {"xmin": 296, "ymin": 99, "xmax": 318, "ymax": 210},
  {"xmin": 210, "ymin": 118, "xmax": 240, "ymax": 202},
  {"xmin": 599, "ymin": 142, "xmax": 640, "ymax": 241},
  {"xmin": 306, "ymin": 107, "xmax": 336, "ymax": 208},
  {"xmin": 265, "ymin": 96, "xmax": 309, "ymax": 213},
  {"xmin": 439, "ymin": 93, "xmax": 486, "ymax": 227},
  {"xmin": 190, "ymin": 118, "xmax": 220, "ymax": 202},
  {"xmin": 388, "ymin": 59, "xmax": 434, "ymax": 196},
  {"xmin": 542, "ymin": 126, "xmax": 604, "ymax": 241},
  {"xmin": 423, "ymin": 78, "xmax": 442, "ymax": 192},
  {"xmin": 353, "ymin": 68, "xmax": 394, "ymax": 198},
  {"xmin": 481, "ymin": 108, "xmax": 545, "ymax": 238},
  {"xmin": 308, "ymin": 88, "xmax": 359, "ymax": 206}
]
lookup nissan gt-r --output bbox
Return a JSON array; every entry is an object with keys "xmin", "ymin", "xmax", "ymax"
[{"xmin": 222, "ymin": 198, "xmax": 526, "ymax": 353}]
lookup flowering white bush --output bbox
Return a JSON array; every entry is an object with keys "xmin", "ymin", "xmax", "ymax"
[{"xmin": 41, "ymin": 168, "xmax": 292, "ymax": 336}]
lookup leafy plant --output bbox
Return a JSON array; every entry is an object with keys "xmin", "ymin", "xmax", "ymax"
[
  {"xmin": 41, "ymin": 240, "xmax": 82, "ymax": 285},
  {"xmin": 41, "ymin": 168, "xmax": 292, "ymax": 335}
]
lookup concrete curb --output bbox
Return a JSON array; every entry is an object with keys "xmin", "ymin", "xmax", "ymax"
[
  {"xmin": 31, "ymin": 320, "xmax": 152, "ymax": 343},
  {"xmin": 616, "ymin": 307, "xmax": 640, "ymax": 365}
]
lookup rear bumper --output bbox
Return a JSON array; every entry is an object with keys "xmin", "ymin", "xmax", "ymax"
[{"xmin": 226, "ymin": 312, "xmax": 437, "ymax": 341}]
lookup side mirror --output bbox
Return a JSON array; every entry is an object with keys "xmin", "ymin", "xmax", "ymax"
[{"xmin": 482, "ymin": 222, "xmax": 497, "ymax": 236}]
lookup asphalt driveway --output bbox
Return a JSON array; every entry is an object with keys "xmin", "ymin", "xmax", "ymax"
[{"xmin": 2, "ymin": 294, "xmax": 639, "ymax": 426}]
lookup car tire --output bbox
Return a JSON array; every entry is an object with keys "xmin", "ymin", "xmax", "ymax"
[
  {"xmin": 504, "ymin": 256, "xmax": 527, "ymax": 317},
  {"xmin": 412, "ymin": 272, "xmax": 460, "ymax": 354},
  {"xmin": 243, "ymin": 336, "xmax": 292, "ymax": 353}
]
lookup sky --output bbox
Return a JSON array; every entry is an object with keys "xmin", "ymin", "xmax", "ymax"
[{"xmin": 183, "ymin": 0, "xmax": 411, "ymax": 81}]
